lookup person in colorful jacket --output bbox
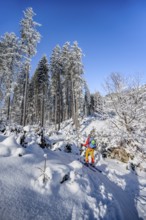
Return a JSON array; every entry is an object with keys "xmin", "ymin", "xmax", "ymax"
[{"xmin": 81, "ymin": 129, "xmax": 96, "ymax": 165}]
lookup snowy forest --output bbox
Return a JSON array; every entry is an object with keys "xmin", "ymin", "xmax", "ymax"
[
  {"xmin": 0, "ymin": 7, "xmax": 93, "ymax": 130},
  {"xmin": 1, "ymin": 8, "xmax": 146, "ymax": 150},
  {"xmin": 0, "ymin": 7, "xmax": 146, "ymax": 220}
]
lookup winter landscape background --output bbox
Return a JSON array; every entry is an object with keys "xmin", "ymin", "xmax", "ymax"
[{"xmin": 0, "ymin": 1, "xmax": 146, "ymax": 220}]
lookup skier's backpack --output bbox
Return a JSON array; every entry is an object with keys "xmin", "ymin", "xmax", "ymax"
[{"xmin": 89, "ymin": 137, "xmax": 96, "ymax": 149}]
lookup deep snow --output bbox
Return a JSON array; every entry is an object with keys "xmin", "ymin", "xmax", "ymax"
[{"xmin": 0, "ymin": 117, "xmax": 146, "ymax": 220}]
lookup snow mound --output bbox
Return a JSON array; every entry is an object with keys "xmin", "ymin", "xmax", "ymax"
[
  {"xmin": 25, "ymin": 143, "xmax": 44, "ymax": 158},
  {"xmin": 0, "ymin": 135, "xmax": 24, "ymax": 157},
  {"xmin": 23, "ymin": 125, "xmax": 31, "ymax": 132},
  {"xmin": 13, "ymin": 148, "xmax": 26, "ymax": 157},
  {"xmin": 2, "ymin": 135, "xmax": 19, "ymax": 147},
  {"xmin": 69, "ymin": 160, "xmax": 83, "ymax": 170}
]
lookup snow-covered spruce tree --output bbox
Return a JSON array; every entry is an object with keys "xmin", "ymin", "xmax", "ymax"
[
  {"xmin": 70, "ymin": 41, "xmax": 84, "ymax": 130},
  {"xmin": 90, "ymin": 94, "xmax": 95, "ymax": 115},
  {"xmin": 83, "ymin": 81, "xmax": 91, "ymax": 116},
  {"xmin": 93, "ymin": 91, "xmax": 104, "ymax": 115},
  {"xmin": 0, "ymin": 33, "xmax": 21, "ymax": 121},
  {"xmin": 0, "ymin": 40, "xmax": 6, "ymax": 93},
  {"xmin": 11, "ymin": 61, "xmax": 35, "ymax": 125},
  {"xmin": 20, "ymin": 7, "xmax": 41, "ymax": 126},
  {"xmin": 89, "ymin": 92, "xmax": 104, "ymax": 116},
  {"xmin": 104, "ymin": 72, "xmax": 146, "ymax": 148},
  {"xmin": 49, "ymin": 42, "xmax": 85, "ymax": 130},
  {"xmin": 27, "ymin": 79, "xmax": 35, "ymax": 124},
  {"xmin": 61, "ymin": 42, "xmax": 71, "ymax": 121},
  {"xmin": 31, "ymin": 69, "xmax": 39, "ymax": 124},
  {"xmin": 18, "ymin": 65, "xmax": 27, "ymax": 125},
  {"xmin": 50, "ymin": 45, "xmax": 63, "ymax": 130},
  {"xmin": 10, "ymin": 71, "xmax": 25, "ymax": 124},
  {"xmin": 32, "ymin": 56, "xmax": 49, "ymax": 127},
  {"xmin": 0, "ymin": 41, "xmax": 5, "ymax": 106},
  {"xmin": 61, "ymin": 41, "xmax": 84, "ymax": 129},
  {"xmin": 0, "ymin": 37, "xmax": 6, "ymax": 104},
  {"xmin": 0, "ymin": 41, "xmax": 4, "ymax": 69}
]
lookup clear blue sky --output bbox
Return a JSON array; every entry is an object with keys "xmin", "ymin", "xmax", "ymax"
[{"xmin": 0, "ymin": 0, "xmax": 146, "ymax": 94}]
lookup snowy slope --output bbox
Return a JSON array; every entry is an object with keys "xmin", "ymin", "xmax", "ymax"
[{"xmin": 0, "ymin": 117, "xmax": 146, "ymax": 220}]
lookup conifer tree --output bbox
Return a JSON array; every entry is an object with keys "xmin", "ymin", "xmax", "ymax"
[
  {"xmin": 93, "ymin": 91, "xmax": 103, "ymax": 114},
  {"xmin": 27, "ymin": 79, "xmax": 35, "ymax": 124},
  {"xmin": 84, "ymin": 82, "xmax": 91, "ymax": 116},
  {"xmin": 34, "ymin": 56, "xmax": 49, "ymax": 127},
  {"xmin": 11, "ymin": 71, "xmax": 25, "ymax": 124},
  {"xmin": 61, "ymin": 42, "xmax": 71, "ymax": 120},
  {"xmin": 70, "ymin": 41, "xmax": 84, "ymax": 129},
  {"xmin": 20, "ymin": 7, "xmax": 41, "ymax": 126},
  {"xmin": 50, "ymin": 45, "xmax": 62, "ymax": 130},
  {"xmin": 0, "ymin": 32, "xmax": 21, "ymax": 121}
]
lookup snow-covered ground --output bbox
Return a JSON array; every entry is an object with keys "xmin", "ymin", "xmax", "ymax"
[{"xmin": 0, "ymin": 117, "xmax": 146, "ymax": 220}]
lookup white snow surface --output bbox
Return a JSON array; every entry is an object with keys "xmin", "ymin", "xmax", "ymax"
[{"xmin": 0, "ymin": 117, "xmax": 146, "ymax": 220}]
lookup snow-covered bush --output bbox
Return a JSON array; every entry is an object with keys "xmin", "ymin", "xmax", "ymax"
[{"xmin": 36, "ymin": 154, "xmax": 52, "ymax": 185}]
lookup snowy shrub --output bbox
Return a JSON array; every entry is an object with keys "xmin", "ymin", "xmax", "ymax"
[
  {"xmin": 14, "ymin": 147, "xmax": 26, "ymax": 157},
  {"xmin": 36, "ymin": 154, "xmax": 52, "ymax": 184},
  {"xmin": 0, "ymin": 122, "xmax": 6, "ymax": 133},
  {"xmin": 0, "ymin": 135, "xmax": 24, "ymax": 157},
  {"xmin": 64, "ymin": 144, "xmax": 72, "ymax": 153}
]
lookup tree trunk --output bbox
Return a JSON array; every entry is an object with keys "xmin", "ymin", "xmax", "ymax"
[
  {"xmin": 20, "ymin": 80, "xmax": 26, "ymax": 125},
  {"xmin": 22, "ymin": 64, "xmax": 29, "ymax": 126},
  {"xmin": 7, "ymin": 95, "xmax": 11, "ymax": 121},
  {"xmin": 71, "ymin": 80, "xmax": 76, "ymax": 128},
  {"xmin": 55, "ymin": 95, "xmax": 57, "ymax": 130},
  {"xmin": 57, "ymin": 73, "xmax": 61, "ymax": 130},
  {"xmin": 41, "ymin": 88, "xmax": 45, "ymax": 127},
  {"xmin": 75, "ymin": 92, "xmax": 79, "ymax": 130}
]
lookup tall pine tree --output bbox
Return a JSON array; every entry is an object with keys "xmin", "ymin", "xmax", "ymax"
[{"xmin": 20, "ymin": 7, "xmax": 41, "ymax": 126}]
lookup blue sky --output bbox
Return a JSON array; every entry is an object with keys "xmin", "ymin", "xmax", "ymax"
[{"xmin": 0, "ymin": 0, "xmax": 146, "ymax": 94}]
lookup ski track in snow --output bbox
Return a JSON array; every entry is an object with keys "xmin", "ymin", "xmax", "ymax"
[
  {"xmin": 95, "ymin": 172, "xmax": 141, "ymax": 220},
  {"xmin": 0, "ymin": 154, "xmax": 143, "ymax": 220}
]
